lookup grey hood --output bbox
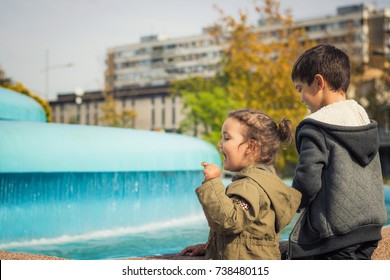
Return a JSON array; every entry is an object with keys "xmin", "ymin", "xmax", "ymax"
[{"xmin": 297, "ymin": 100, "xmax": 379, "ymax": 167}]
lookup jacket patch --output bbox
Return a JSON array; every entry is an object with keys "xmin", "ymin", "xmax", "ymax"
[{"xmin": 232, "ymin": 196, "xmax": 250, "ymax": 211}]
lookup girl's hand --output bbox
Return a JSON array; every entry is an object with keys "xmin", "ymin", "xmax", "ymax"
[
  {"xmin": 201, "ymin": 162, "xmax": 221, "ymax": 181},
  {"xmin": 179, "ymin": 243, "xmax": 207, "ymax": 256}
]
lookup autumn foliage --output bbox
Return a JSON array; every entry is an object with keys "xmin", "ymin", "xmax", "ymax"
[
  {"xmin": 0, "ymin": 68, "xmax": 52, "ymax": 122},
  {"xmin": 99, "ymin": 95, "xmax": 137, "ymax": 128},
  {"xmin": 172, "ymin": 0, "xmax": 315, "ymax": 176}
]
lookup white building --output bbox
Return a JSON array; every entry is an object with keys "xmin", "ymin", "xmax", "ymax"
[
  {"xmin": 104, "ymin": 3, "xmax": 390, "ymax": 90},
  {"xmin": 51, "ymin": 3, "xmax": 389, "ymax": 132},
  {"xmin": 105, "ymin": 31, "xmax": 222, "ymax": 90}
]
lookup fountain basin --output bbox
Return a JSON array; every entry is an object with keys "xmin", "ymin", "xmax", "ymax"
[
  {"xmin": 0, "ymin": 120, "xmax": 221, "ymax": 258},
  {"xmin": 0, "ymin": 121, "xmax": 220, "ymax": 172}
]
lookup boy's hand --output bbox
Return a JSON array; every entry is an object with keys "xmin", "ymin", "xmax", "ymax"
[{"xmin": 201, "ymin": 162, "xmax": 221, "ymax": 181}]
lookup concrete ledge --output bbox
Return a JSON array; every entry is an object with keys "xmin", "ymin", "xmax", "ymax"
[
  {"xmin": 372, "ymin": 226, "xmax": 390, "ymax": 260},
  {"xmin": 1, "ymin": 227, "xmax": 389, "ymax": 260}
]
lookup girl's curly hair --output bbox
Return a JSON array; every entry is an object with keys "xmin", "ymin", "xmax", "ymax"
[{"xmin": 228, "ymin": 109, "xmax": 293, "ymax": 165}]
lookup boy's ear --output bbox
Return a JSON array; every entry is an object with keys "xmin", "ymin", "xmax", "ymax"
[{"xmin": 314, "ymin": 74, "xmax": 325, "ymax": 89}]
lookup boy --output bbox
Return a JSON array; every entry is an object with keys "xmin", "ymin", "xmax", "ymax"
[{"xmin": 288, "ymin": 44, "xmax": 387, "ymax": 260}]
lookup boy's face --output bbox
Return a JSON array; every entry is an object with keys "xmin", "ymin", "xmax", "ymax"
[{"xmin": 293, "ymin": 78, "xmax": 323, "ymax": 113}]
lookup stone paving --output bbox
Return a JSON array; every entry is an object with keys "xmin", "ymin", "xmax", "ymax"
[{"xmin": 1, "ymin": 227, "xmax": 389, "ymax": 260}]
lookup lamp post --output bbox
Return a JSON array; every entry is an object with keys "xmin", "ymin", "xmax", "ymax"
[
  {"xmin": 75, "ymin": 87, "xmax": 85, "ymax": 124},
  {"xmin": 44, "ymin": 49, "xmax": 73, "ymax": 100}
]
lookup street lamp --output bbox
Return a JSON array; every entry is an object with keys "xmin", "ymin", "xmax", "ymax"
[
  {"xmin": 75, "ymin": 87, "xmax": 85, "ymax": 124},
  {"xmin": 44, "ymin": 49, "xmax": 73, "ymax": 100}
]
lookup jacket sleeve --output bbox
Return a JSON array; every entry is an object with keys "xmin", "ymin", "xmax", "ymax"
[
  {"xmin": 292, "ymin": 124, "xmax": 328, "ymax": 209},
  {"xmin": 195, "ymin": 177, "xmax": 262, "ymax": 235}
]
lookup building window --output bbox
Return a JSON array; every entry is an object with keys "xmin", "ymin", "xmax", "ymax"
[
  {"xmin": 86, "ymin": 102, "xmax": 90, "ymax": 125},
  {"xmin": 172, "ymin": 96, "xmax": 176, "ymax": 129},
  {"xmin": 151, "ymin": 97, "xmax": 155, "ymax": 130},
  {"xmin": 51, "ymin": 106, "xmax": 57, "ymax": 122},
  {"xmin": 131, "ymin": 98, "xmax": 136, "ymax": 128},
  {"xmin": 94, "ymin": 102, "xmax": 99, "ymax": 125},
  {"xmin": 77, "ymin": 104, "xmax": 81, "ymax": 124},
  {"xmin": 162, "ymin": 96, "xmax": 165, "ymax": 129},
  {"xmin": 60, "ymin": 104, "xmax": 64, "ymax": 123},
  {"xmin": 131, "ymin": 98, "xmax": 135, "ymax": 109}
]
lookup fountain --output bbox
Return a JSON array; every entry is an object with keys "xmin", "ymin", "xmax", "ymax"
[
  {"xmin": 1, "ymin": 88, "xmax": 389, "ymax": 259},
  {"xmin": 0, "ymin": 87, "xmax": 221, "ymax": 259}
]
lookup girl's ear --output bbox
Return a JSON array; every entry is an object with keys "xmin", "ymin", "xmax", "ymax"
[{"xmin": 246, "ymin": 139, "xmax": 258, "ymax": 154}]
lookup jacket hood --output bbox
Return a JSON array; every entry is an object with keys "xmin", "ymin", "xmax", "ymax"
[
  {"xmin": 299, "ymin": 100, "xmax": 380, "ymax": 167},
  {"xmin": 233, "ymin": 165, "xmax": 301, "ymax": 233},
  {"xmin": 307, "ymin": 100, "xmax": 370, "ymax": 126},
  {"xmin": 297, "ymin": 119, "xmax": 380, "ymax": 167}
]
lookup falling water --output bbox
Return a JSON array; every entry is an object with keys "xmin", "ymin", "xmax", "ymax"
[
  {"xmin": 0, "ymin": 116, "xmax": 221, "ymax": 259},
  {"xmin": 0, "ymin": 171, "xmax": 211, "ymax": 259}
]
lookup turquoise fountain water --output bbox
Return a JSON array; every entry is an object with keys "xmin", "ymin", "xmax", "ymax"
[{"xmin": 0, "ymin": 88, "xmax": 221, "ymax": 259}]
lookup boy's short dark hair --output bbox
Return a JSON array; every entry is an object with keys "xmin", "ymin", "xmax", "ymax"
[{"xmin": 291, "ymin": 44, "xmax": 350, "ymax": 93}]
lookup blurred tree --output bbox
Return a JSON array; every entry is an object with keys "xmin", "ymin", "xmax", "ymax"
[
  {"xmin": 323, "ymin": 18, "xmax": 389, "ymax": 125},
  {"xmin": 99, "ymin": 95, "xmax": 137, "ymax": 128},
  {"xmin": 0, "ymin": 66, "xmax": 52, "ymax": 122},
  {"xmin": 211, "ymin": 0, "xmax": 313, "ymax": 126},
  {"xmin": 320, "ymin": 18, "xmax": 390, "ymax": 128},
  {"xmin": 226, "ymin": 0, "xmax": 313, "ymax": 175},
  {"xmin": 352, "ymin": 66, "xmax": 390, "ymax": 125},
  {"xmin": 99, "ymin": 71, "xmax": 137, "ymax": 128},
  {"xmin": 0, "ymin": 67, "xmax": 10, "ymax": 84},
  {"xmin": 171, "ymin": 77, "xmax": 240, "ymax": 144},
  {"xmin": 171, "ymin": 0, "xmax": 314, "ymax": 176}
]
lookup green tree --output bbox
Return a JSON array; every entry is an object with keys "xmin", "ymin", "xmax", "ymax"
[{"xmin": 172, "ymin": 77, "xmax": 239, "ymax": 145}]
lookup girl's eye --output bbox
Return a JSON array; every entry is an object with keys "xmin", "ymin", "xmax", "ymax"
[{"xmin": 295, "ymin": 86, "xmax": 302, "ymax": 93}]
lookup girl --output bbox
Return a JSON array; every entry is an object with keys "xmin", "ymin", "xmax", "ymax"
[{"xmin": 180, "ymin": 109, "xmax": 301, "ymax": 259}]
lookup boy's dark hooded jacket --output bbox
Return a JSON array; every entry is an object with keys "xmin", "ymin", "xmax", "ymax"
[{"xmin": 289, "ymin": 100, "xmax": 387, "ymax": 258}]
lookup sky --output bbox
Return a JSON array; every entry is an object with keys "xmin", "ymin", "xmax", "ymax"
[{"xmin": 1, "ymin": 0, "xmax": 389, "ymax": 100}]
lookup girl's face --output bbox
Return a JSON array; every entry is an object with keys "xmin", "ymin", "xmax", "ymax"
[{"xmin": 217, "ymin": 118, "xmax": 252, "ymax": 172}]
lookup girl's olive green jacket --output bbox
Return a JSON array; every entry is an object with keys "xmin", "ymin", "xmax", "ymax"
[{"xmin": 196, "ymin": 164, "xmax": 301, "ymax": 260}]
